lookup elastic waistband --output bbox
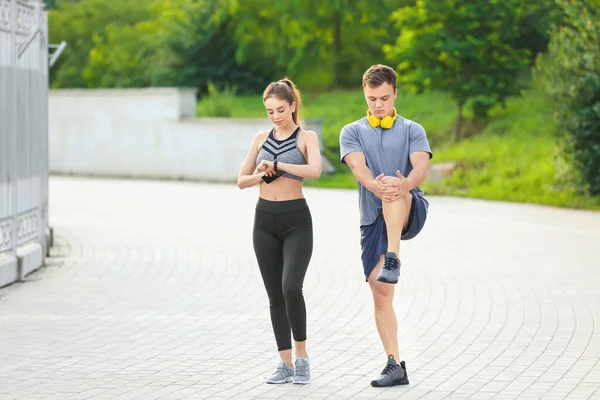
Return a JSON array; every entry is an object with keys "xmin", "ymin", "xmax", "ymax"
[{"xmin": 256, "ymin": 197, "xmax": 309, "ymax": 214}]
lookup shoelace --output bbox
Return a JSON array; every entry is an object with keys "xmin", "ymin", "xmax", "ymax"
[
  {"xmin": 295, "ymin": 363, "xmax": 308, "ymax": 376},
  {"xmin": 275, "ymin": 365, "xmax": 290, "ymax": 376},
  {"xmin": 381, "ymin": 363, "xmax": 399, "ymax": 375},
  {"xmin": 382, "ymin": 257, "xmax": 397, "ymax": 271}
]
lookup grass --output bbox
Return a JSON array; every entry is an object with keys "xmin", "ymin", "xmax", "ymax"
[
  {"xmin": 196, "ymin": 82, "xmax": 236, "ymax": 117},
  {"xmin": 197, "ymin": 85, "xmax": 600, "ymax": 210},
  {"xmin": 419, "ymin": 88, "xmax": 600, "ymax": 210},
  {"xmin": 198, "ymin": 89, "xmax": 457, "ymax": 168}
]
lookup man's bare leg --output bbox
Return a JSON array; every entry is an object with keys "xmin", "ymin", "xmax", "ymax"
[
  {"xmin": 368, "ymin": 192, "xmax": 413, "ymax": 386},
  {"xmin": 368, "ymin": 254, "xmax": 409, "ymax": 386},
  {"xmin": 376, "ymin": 191, "xmax": 412, "ymax": 283},
  {"xmin": 383, "ymin": 192, "xmax": 412, "ymax": 255},
  {"xmin": 368, "ymin": 256, "xmax": 399, "ymax": 360},
  {"xmin": 370, "ymin": 185, "xmax": 413, "ymax": 357}
]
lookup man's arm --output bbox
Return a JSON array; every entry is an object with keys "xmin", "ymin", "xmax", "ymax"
[
  {"xmin": 380, "ymin": 151, "xmax": 431, "ymax": 201},
  {"xmin": 405, "ymin": 151, "xmax": 430, "ymax": 189},
  {"xmin": 404, "ymin": 122, "xmax": 432, "ymax": 189},
  {"xmin": 344, "ymin": 152, "xmax": 385, "ymax": 200}
]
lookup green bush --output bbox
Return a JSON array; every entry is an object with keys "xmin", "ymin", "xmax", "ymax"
[
  {"xmin": 534, "ymin": 0, "xmax": 600, "ymax": 196},
  {"xmin": 196, "ymin": 82, "xmax": 235, "ymax": 117}
]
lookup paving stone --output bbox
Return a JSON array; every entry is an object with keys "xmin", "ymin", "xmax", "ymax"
[{"xmin": 0, "ymin": 177, "xmax": 598, "ymax": 399}]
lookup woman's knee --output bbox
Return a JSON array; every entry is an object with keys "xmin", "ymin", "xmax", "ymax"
[
  {"xmin": 267, "ymin": 288, "xmax": 286, "ymax": 308},
  {"xmin": 282, "ymin": 281, "xmax": 303, "ymax": 302}
]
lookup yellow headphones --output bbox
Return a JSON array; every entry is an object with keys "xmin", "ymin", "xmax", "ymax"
[{"xmin": 367, "ymin": 107, "xmax": 397, "ymax": 129}]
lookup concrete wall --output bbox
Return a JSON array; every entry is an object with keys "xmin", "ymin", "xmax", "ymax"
[{"xmin": 49, "ymin": 88, "xmax": 334, "ymax": 182}]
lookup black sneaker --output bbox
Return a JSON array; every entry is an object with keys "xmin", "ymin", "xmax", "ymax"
[
  {"xmin": 376, "ymin": 252, "xmax": 400, "ymax": 284},
  {"xmin": 371, "ymin": 355, "xmax": 409, "ymax": 387}
]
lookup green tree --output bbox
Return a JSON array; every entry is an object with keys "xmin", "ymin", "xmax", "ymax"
[
  {"xmin": 47, "ymin": 0, "xmax": 409, "ymax": 93},
  {"xmin": 305, "ymin": 0, "xmax": 401, "ymax": 88},
  {"xmin": 166, "ymin": 0, "xmax": 272, "ymax": 96},
  {"xmin": 43, "ymin": 0, "xmax": 58, "ymax": 9},
  {"xmin": 516, "ymin": 0, "xmax": 565, "ymax": 63},
  {"xmin": 233, "ymin": 0, "xmax": 400, "ymax": 90},
  {"xmin": 384, "ymin": 0, "xmax": 531, "ymax": 139},
  {"xmin": 49, "ymin": 0, "xmax": 273, "ymax": 93},
  {"xmin": 82, "ymin": 23, "xmax": 160, "ymax": 88},
  {"xmin": 535, "ymin": 0, "xmax": 600, "ymax": 196},
  {"xmin": 82, "ymin": 0, "xmax": 195, "ymax": 88},
  {"xmin": 48, "ymin": 0, "xmax": 149, "ymax": 88}
]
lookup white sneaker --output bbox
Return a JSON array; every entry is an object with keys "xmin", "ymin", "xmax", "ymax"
[
  {"xmin": 293, "ymin": 356, "xmax": 311, "ymax": 384},
  {"xmin": 266, "ymin": 361, "xmax": 294, "ymax": 384}
]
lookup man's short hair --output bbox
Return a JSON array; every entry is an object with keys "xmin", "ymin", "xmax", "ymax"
[{"xmin": 362, "ymin": 64, "xmax": 397, "ymax": 90}]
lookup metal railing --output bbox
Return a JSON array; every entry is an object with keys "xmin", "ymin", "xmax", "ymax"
[{"xmin": 0, "ymin": 0, "xmax": 50, "ymax": 257}]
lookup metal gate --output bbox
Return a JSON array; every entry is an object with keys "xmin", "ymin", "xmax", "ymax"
[{"xmin": 0, "ymin": 0, "xmax": 50, "ymax": 277}]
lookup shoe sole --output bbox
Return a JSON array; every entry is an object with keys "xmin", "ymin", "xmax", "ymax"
[
  {"xmin": 293, "ymin": 378, "xmax": 311, "ymax": 384},
  {"xmin": 376, "ymin": 276, "xmax": 398, "ymax": 284},
  {"xmin": 266, "ymin": 377, "xmax": 294, "ymax": 384},
  {"xmin": 371, "ymin": 377, "xmax": 409, "ymax": 387}
]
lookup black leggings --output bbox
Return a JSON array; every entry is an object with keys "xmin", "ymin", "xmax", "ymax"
[{"xmin": 253, "ymin": 198, "xmax": 313, "ymax": 351}]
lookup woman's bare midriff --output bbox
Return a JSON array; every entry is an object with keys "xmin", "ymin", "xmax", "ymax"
[{"xmin": 259, "ymin": 177, "xmax": 305, "ymax": 201}]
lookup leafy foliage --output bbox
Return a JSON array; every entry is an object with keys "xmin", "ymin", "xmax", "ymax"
[
  {"xmin": 231, "ymin": 0, "xmax": 401, "ymax": 90},
  {"xmin": 48, "ymin": 0, "xmax": 150, "ymax": 88},
  {"xmin": 166, "ymin": 0, "xmax": 271, "ymax": 96},
  {"xmin": 535, "ymin": 0, "xmax": 600, "ymax": 195},
  {"xmin": 383, "ymin": 0, "xmax": 531, "ymax": 139}
]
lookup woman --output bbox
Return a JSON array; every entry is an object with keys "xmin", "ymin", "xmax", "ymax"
[{"xmin": 237, "ymin": 78, "xmax": 322, "ymax": 385}]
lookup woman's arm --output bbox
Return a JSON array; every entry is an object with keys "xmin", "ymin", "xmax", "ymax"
[
  {"xmin": 237, "ymin": 132, "xmax": 268, "ymax": 189},
  {"xmin": 276, "ymin": 131, "xmax": 322, "ymax": 179}
]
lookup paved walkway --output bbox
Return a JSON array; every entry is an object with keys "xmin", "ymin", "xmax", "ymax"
[{"xmin": 1, "ymin": 177, "xmax": 599, "ymax": 400}]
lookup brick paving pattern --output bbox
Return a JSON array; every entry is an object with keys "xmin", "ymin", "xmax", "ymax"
[{"xmin": 1, "ymin": 177, "xmax": 599, "ymax": 399}]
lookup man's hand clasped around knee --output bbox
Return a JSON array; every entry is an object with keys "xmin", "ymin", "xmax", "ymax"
[{"xmin": 378, "ymin": 171, "xmax": 414, "ymax": 202}]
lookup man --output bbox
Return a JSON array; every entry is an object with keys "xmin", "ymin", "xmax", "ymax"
[{"xmin": 339, "ymin": 64, "xmax": 432, "ymax": 387}]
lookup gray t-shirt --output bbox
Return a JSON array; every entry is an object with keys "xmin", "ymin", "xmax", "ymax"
[{"xmin": 339, "ymin": 115, "xmax": 433, "ymax": 226}]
